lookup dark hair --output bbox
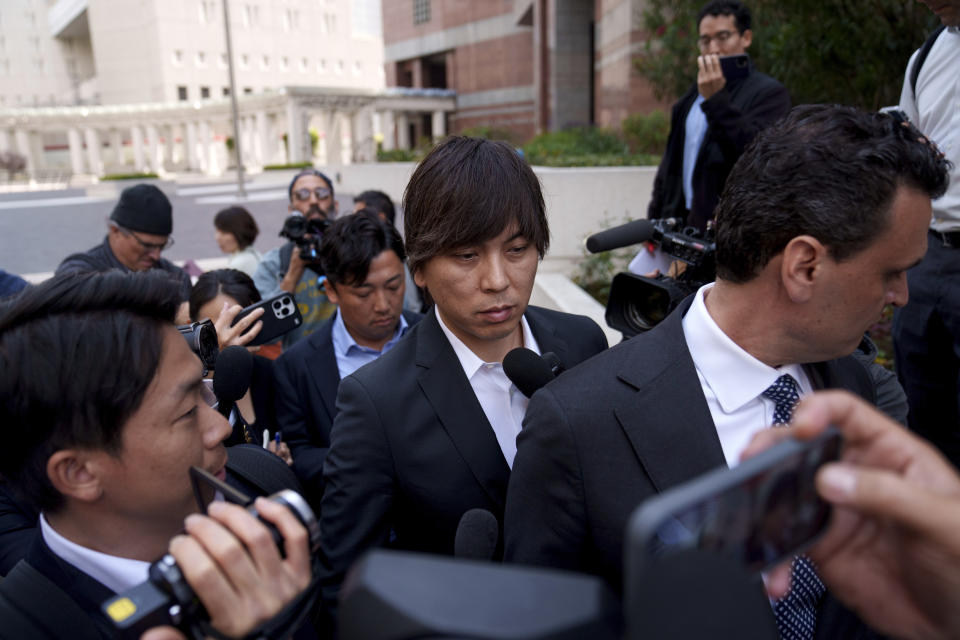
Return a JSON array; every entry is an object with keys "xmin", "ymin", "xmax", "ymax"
[
  {"xmin": 354, "ymin": 190, "xmax": 397, "ymax": 225},
  {"xmin": 213, "ymin": 206, "xmax": 259, "ymax": 249},
  {"xmin": 320, "ymin": 210, "xmax": 406, "ymax": 287},
  {"xmin": 697, "ymin": 0, "xmax": 751, "ymax": 32},
  {"xmin": 403, "ymin": 137, "xmax": 549, "ymax": 274},
  {"xmin": 0, "ymin": 271, "xmax": 181, "ymax": 512},
  {"xmin": 287, "ymin": 168, "xmax": 334, "ymax": 202},
  {"xmin": 189, "ymin": 269, "xmax": 261, "ymax": 321},
  {"xmin": 715, "ymin": 104, "xmax": 951, "ymax": 283}
]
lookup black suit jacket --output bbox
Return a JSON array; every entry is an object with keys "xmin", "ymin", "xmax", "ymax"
[
  {"xmin": 504, "ymin": 298, "xmax": 880, "ymax": 639},
  {"xmin": 319, "ymin": 306, "xmax": 608, "ymax": 610},
  {"xmin": 648, "ymin": 67, "xmax": 791, "ymax": 231},
  {"xmin": 274, "ymin": 310, "xmax": 422, "ymax": 506}
]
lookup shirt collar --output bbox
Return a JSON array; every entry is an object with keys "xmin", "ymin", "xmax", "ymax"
[
  {"xmin": 331, "ymin": 307, "xmax": 409, "ymax": 357},
  {"xmin": 435, "ymin": 308, "xmax": 540, "ymax": 379},
  {"xmin": 40, "ymin": 513, "xmax": 150, "ymax": 594},
  {"xmin": 683, "ymin": 283, "xmax": 807, "ymax": 413}
]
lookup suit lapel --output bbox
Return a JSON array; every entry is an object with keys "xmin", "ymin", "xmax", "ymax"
[
  {"xmin": 415, "ymin": 311, "xmax": 511, "ymax": 510},
  {"xmin": 613, "ymin": 300, "xmax": 728, "ymax": 493},
  {"xmin": 525, "ymin": 306, "xmax": 570, "ymax": 367},
  {"xmin": 306, "ymin": 318, "xmax": 341, "ymax": 422}
]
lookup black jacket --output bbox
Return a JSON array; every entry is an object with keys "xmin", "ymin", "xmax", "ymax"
[{"xmin": 648, "ymin": 66, "xmax": 790, "ymax": 232}]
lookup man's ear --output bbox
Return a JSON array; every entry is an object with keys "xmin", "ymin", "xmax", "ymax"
[
  {"xmin": 412, "ymin": 266, "xmax": 426, "ymax": 290},
  {"xmin": 780, "ymin": 235, "xmax": 826, "ymax": 303},
  {"xmin": 740, "ymin": 28, "xmax": 753, "ymax": 49},
  {"xmin": 46, "ymin": 450, "xmax": 105, "ymax": 504},
  {"xmin": 324, "ymin": 280, "xmax": 340, "ymax": 305}
]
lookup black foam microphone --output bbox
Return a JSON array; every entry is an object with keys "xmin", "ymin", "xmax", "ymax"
[
  {"xmin": 454, "ymin": 508, "xmax": 499, "ymax": 561},
  {"xmin": 541, "ymin": 351, "xmax": 564, "ymax": 377},
  {"xmin": 585, "ymin": 219, "xmax": 656, "ymax": 254},
  {"xmin": 503, "ymin": 348, "xmax": 555, "ymax": 398},
  {"xmin": 212, "ymin": 345, "xmax": 253, "ymax": 418}
]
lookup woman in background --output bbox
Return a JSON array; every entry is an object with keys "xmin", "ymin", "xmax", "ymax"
[{"xmin": 214, "ymin": 206, "xmax": 261, "ymax": 278}]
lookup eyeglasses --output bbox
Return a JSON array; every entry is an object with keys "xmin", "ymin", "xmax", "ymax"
[
  {"xmin": 118, "ymin": 226, "xmax": 175, "ymax": 252},
  {"xmin": 697, "ymin": 30, "xmax": 736, "ymax": 48},
  {"xmin": 293, "ymin": 187, "xmax": 332, "ymax": 202}
]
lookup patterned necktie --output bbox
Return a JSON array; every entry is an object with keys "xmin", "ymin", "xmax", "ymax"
[{"xmin": 762, "ymin": 373, "xmax": 825, "ymax": 640}]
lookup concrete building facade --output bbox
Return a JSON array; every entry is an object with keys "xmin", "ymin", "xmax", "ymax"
[{"xmin": 381, "ymin": 0, "xmax": 668, "ymax": 143}]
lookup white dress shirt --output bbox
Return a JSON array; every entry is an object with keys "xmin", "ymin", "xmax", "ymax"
[
  {"xmin": 900, "ymin": 27, "xmax": 960, "ymax": 230},
  {"xmin": 436, "ymin": 309, "xmax": 541, "ymax": 468},
  {"xmin": 682, "ymin": 283, "xmax": 812, "ymax": 468},
  {"xmin": 40, "ymin": 513, "xmax": 150, "ymax": 594}
]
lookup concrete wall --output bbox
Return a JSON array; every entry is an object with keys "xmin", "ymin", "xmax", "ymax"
[{"xmin": 326, "ymin": 161, "xmax": 657, "ymax": 275}]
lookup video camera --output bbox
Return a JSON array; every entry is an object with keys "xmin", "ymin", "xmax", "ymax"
[
  {"xmin": 585, "ymin": 218, "xmax": 715, "ymax": 338},
  {"xmin": 280, "ymin": 214, "xmax": 330, "ymax": 266}
]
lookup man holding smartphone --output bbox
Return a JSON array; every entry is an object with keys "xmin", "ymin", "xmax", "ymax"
[{"xmin": 647, "ymin": 0, "xmax": 790, "ymax": 233}]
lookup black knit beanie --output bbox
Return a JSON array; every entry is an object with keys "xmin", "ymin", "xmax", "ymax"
[{"xmin": 109, "ymin": 184, "xmax": 173, "ymax": 235}]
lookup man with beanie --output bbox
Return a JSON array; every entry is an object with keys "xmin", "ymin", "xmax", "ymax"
[{"xmin": 56, "ymin": 183, "xmax": 191, "ymax": 302}]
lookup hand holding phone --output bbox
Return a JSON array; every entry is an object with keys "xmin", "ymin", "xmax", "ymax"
[
  {"xmin": 213, "ymin": 301, "xmax": 264, "ymax": 349},
  {"xmin": 231, "ymin": 293, "xmax": 302, "ymax": 347}
]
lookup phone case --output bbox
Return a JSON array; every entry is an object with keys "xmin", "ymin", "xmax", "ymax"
[
  {"xmin": 232, "ymin": 292, "xmax": 303, "ymax": 346},
  {"xmin": 719, "ymin": 53, "xmax": 750, "ymax": 81}
]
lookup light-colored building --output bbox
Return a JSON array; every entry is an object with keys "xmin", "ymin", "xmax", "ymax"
[
  {"xmin": 1, "ymin": 0, "xmax": 386, "ymax": 107},
  {"xmin": 381, "ymin": 0, "xmax": 668, "ymax": 142}
]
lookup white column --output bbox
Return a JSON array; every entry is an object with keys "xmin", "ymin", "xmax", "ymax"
[
  {"xmin": 396, "ymin": 112, "xmax": 410, "ymax": 150},
  {"xmin": 327, "ymin": 111, "xmax": 343, "ymax": 166},
  {"xmin": 255, "ymin": 111, "xmax": 269, "ymax": 166},
  {"xmin": 14, "ymin": 130, "xmax": 35, "ymax": 173},
  {"xmin": 431, "ymin": 110, "xmax": 447, "ymax": 140},
  {"xmin": 381, "ymin": 110, "xmax": 396, "ymax": 151},
  {"xmin": 344, "ymin": 111, "xmax": 356, "ymax": 165},
  {"xmin": 0, "ymin": 130, "xmax": 10, "ymax": 152},
  {"xmin": 285, "ymin": 100, "xmax": 307, "ymax": 164},
  {"xmin": 185, "ymin": 122, "xmax": 200, "ymax": 170},
  {"xmin": 67, "ymin": 127, "xmax": 86, "ymax": 174},
  {"xmin": 240, "ymin": 116, "xmax": 255, "ymax": 168},
  {"xmin": 198, "ymin": 120, "xmax": 220, "ymax": 175},
  {"xmin": 84, "ymin": 128, "xmax": 102, "ymax": 176},
  {"xmin": 109, "ymin": 129, "xmax": 124, "ymax": 169},
  {"xmin": 146, "ymin": 124, "xmax": 161, "ymax": 173},
  {"xmin": 131, "ymin": 125, "xmax": 145, "ymax": 172},
  {"xmin": 164, "ymin": 124, "xmax": 176, "ymax": 168}
]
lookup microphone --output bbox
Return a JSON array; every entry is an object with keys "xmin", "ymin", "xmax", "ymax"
[
  {"xmin": 585, "ymin": 219, "xmax": 656, "ymax": 253},
  {"xmin": 212, "ymin": 346, "xmax": 253, "ymax": 418},
  {"xmin": 453, "ymin": 508, "xmax": 499, "ymax": 561},
  {"xmin": 503, "ymin": 348, "xmax": 556, "ymax": 398},
  {"xmin": 541, "ymin": 351, "xmax": 564, "ymax": 377}
]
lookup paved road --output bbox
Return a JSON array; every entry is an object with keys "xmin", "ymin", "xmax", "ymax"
[{"xmin": 0, "ymin": 176, "xmax": 358, "ymax": 277}]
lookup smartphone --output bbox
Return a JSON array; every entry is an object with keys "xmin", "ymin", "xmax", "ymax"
[
  {"xmin": 231, "ymin": 292, "xmax": 302, "ymax": 346},
  {"xmin": 628, "ymin": 428, "xmax": 842, "ymax": 575},
  {"xmin": 719, "ymin": 53, "xmax": 750, "ymax": 81}
]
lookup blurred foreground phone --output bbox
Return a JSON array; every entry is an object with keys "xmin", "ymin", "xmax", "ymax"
[
  {"xmin": 231, "ymin": 292, "xmax": 302, "ymax": 346},
  {"xmin": 628, "ymin": 428, "xmax": 842, "ymax": 576},
  {"xmin": 720, "ymin": 53, "xmax": 750, "ymax": 81}
]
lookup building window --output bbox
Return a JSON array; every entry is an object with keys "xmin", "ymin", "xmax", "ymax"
[
  {"xmin": 280, "ymin": 56, "xmax": 289, "ymax": 72},
  {"xmin": 195, "ymin": 51, "xmax": 206, "ymax": 67},
  {"xmin": 260, "ymin": 54, "xmax": 269, "ymax": 70},
  {"xmin": 243, "ymin": 87, "xmax": 253, "ymax": 94},
  {"xmin": 177, "ymin": 86, "xmax": 188, "ymax": 101},
  {"xmin": 336, "ymin": 59, "xmax": 344, "ymax": 75},
  {"xmin": 172, "ymin": 49, "xmax": 183, "ymax": 65},
  {"xmin": 200, "ymin": 86, "xmax": 210, "ymax": 99},
  {"xmin": 219, "ymin": 53, "xmax": 228, "ymax": 68},
  {"xmin": 317, "ymin": 59, "xmax": 326, "ymax": 73},
  {"xmin": 413, "ymin": 0, "xmax": 431, "ymax": 25},
  {"xmin": 223, "ymin": 86, "xmax": 230, "ymax": 96},
  {"xmin": 240, "ymin": 54, "xmax": 249, "ymax": 69},
  {"xmin": 299, "ymin": 57, "xmax": 308, "ymax": 72},
  {"xmin": 352, "ymin": 61, "xmax": 361, "ymax": 76}
]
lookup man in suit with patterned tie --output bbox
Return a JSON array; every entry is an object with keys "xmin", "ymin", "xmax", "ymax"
[{"xmin": 504, "ymin": 104, "xmax": 950, "ymax": 639}]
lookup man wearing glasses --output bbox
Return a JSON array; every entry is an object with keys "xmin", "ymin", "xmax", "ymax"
[
  {"xmin": 253, "ymin": 169, "xmax": 338, "ymax": 348},
  {"xmin": 646, "ymin": 0, "xmax": 790, "ymax": 233},
  {"xmin": 57, "ymin": 183, "xmax": 191, "ymax": 303}
]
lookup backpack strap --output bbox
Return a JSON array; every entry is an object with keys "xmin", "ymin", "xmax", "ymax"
[
  {"xmin": 0, "ymin": 560, "xmax": 103, "ymax": 640},
  {"xmin": 911, "ymin": 24, "xmax": 946, "ymax": 97}
]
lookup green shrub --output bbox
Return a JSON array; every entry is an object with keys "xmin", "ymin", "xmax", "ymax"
[
  {"xmin": 459, "ymin": 125, "xmax": 520, "ymax": 145},
  {"xmin": 376, "ymin": 148, "xmax": 421, "ymax": 163},
  {"xmin": 521, "ymin": 126, "xmax": 659, "ymax": 167},
  {"xmin": 263, "ymin": 162, "xmax": 313, "ymax": 171},
  {"xmin": 572, "ymin": 216, "xmax": 636, "ymax": 305},
  {"xmin": 101, "ymin": 172, "xmax": 159, "ymax": 181},
  {"xmin": 621, "ymin": 110, "xmax": 669, "ymax": 155}
]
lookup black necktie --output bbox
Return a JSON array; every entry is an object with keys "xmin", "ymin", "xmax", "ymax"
[{"xmin": 762, "ymin": 374, "xmax": 825, "ymax": 640}]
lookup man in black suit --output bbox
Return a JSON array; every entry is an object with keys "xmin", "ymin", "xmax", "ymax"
[
  {"xmin": 0, "ymin": 271, "xmax": 313, "ymax": 639},
  {"xmin": 274, "ymin": 211, "xmax": 422, "ymax": 508},
  {"xmin": 648, "ymin": 0, "xmax": 790, "ymax": 232},
  {"xmin": 505, "ymin": 105, "xmax": 950, "ymax": 639},
  {"xmin": 319, "ymin": 137, "xmax": 608, "ymax": 617}
]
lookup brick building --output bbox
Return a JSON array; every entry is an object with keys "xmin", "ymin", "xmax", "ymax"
[{"xmin": 381, "ymin": 0, "xmax": 668, "ymax": 144}]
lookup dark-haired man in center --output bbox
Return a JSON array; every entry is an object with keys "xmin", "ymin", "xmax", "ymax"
[
  {"xmin": 318, "ymin": 137, "xmax": 608, "ymax": 618},
  {"xmin": 273, "ymin": 211, "xmax": 422, "ymax": 509}
]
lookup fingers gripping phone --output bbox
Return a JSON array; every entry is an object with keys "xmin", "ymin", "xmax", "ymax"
[
  {"xmin": 720, "ymin": 53, "xmax": 750, "ymax": 81},
  {"xmin": 231, "ymin": 292, "xmax": 302, "ymax": 346},
  {"xmin": 628, "ymin": 428, "xmax": 842, "ymax": 576}
]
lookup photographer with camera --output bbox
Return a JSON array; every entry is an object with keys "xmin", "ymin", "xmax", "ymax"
[
  {"xmin": 0, "ymin": 271, "xmax": 315, "ymax": 640},
  {"xmin": 253, "ymin": 169, "xmax": 338, "ymax": 349},
  {"xmin": 504, "ymin": 105, "xmax": 949, "ymax": 639}
]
